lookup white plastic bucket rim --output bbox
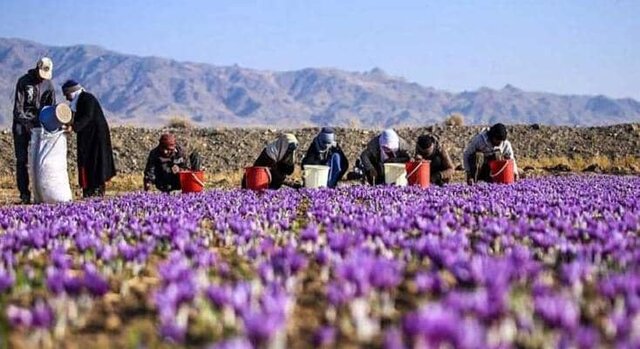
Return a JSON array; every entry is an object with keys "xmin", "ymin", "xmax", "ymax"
[
  {"xmin": 384, "ymin": 163, "xmax": 407, "ymax": 186},
  {"xmin": 303, "ymin": 165, "xmax": 330, "ymax": 188}
]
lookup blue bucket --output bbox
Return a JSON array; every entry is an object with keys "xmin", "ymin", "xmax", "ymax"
[{"xmin": 39, "ymin": 104, "xmax": 72, "ymax": 132}]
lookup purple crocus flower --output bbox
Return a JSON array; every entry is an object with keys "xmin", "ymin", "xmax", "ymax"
[
  {"xmin": 31, "ymin": 300, "xmax": 55, "ymax": 328},
  {"xmin": 312, "ymin": 326, "xmax": 336, "ymax": 347},
  {"xmin": 6, "ymin": 305, "xmax": 32, "ymax": 327},
  {"xmin": 83, "ymin": 265, "xmax": 110, "ymax": 297},
  {"xmin": 0, "ymin": 268, "xmax": 14, "ymax": 293}
]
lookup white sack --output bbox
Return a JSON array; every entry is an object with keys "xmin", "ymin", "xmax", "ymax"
[{"xmin": 28, "ymin": 128, "xmax": 73, "ymax": 204}]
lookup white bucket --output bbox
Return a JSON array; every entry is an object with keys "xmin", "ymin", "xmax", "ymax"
[
  {"xmin": 303, "ymin": 165, "xmax": 330, "ymax": 188},
  {"xmin": 384, "ymin": 163, "xmax": 407, "ymax": 186}
]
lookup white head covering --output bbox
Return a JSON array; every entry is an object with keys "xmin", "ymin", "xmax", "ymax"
[
  {"xmin": 379, "ymin": 129, "xmax": 399, "ymax": 151},
  {"xmin": 265, "ymin": 133, "xmax": 298, "ymax": 162},
  {"xmin": 69, "ymin": 89, "xmax": 84, "ymax": 112},
  {"xmin": 379, "ymin": 129, "xmax": 399, "ymax": 162}
]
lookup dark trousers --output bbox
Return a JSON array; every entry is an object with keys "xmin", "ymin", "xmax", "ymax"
[
  {"xmin": 12, "ymin": 123, "xmax": 31, "ymax": 201},
  {"xmin": 83, "ymin": 185, "xmax": 105, "ymax": 198}
]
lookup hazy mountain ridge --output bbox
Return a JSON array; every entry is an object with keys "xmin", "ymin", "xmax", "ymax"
[{"xmin": 1, "ymin": 37, "xmax": 639, "ymax": 127}]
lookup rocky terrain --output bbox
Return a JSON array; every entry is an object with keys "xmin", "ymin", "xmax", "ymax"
[
  {"xmin": 2, "ymin": 37, "xmax": 640, "ymax": 128},
  {"xmin": 1, "ymin": 124, "xmax": 639, "ymax": 181}
]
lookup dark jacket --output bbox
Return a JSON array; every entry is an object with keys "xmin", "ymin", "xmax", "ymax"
[
  {"xmin": 415, "ymin": 142, "xmax": 455, "ymax": 185},
  {"xmin": 359, "ymin": 135, "xmax": 411, "ymax": 184},
  {"xmin": 144, "ymin": 145, "xmax": 189, "ymax": 192},
  {"xmin": 301, "ymin": 142, "xmax": 349, "ymax": 179},
  {"xmin": 243, "ymin": 149, "xmax": 295, "ymax": 189},
  {"xmin": 73, "ymin": 91, "xmax": 116, "ymax": 189},
  {"xmin": 13, "ymin": 69, "xmax": 56, "ymax": 128}
]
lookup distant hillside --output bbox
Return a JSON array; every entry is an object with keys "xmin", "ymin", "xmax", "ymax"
[{"xmin": 1, "ymin": 37, "xmax": 639, "ymax": 127}]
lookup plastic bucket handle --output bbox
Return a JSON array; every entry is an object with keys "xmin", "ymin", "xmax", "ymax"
[
  {"xmin": 405, "ymin": 161, "xmax": 424, "ymax": 179},
  {"xmin": 490, "ymin": 161, "xmax": 510, "ymax": 178},
  {"xmin": 190, "ymin": 172, "xmax": 205, "ymax": 188}
]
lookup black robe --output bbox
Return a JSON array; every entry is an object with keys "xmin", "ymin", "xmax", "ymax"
[
  {"xmin": 241, "ymin": 149, "xmax": 295, "ymax": 189},
  {"xmin": 73, "ymin": 92, "xmax": 116, "ymax": 188},
  {"xmin": 301, "ymin": 142, "xmax": 349, "ymax": 181}
]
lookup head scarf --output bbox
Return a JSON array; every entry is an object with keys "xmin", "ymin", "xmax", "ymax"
[
  {"xmin": 379, "ymin": 129, "xmax": 399, "ymax": 151},
  {"xmin": 379, "ymin": 129, "xmax": 399, "ymax": 161},
  {"xmin": 62, "ymin": 80, "xmax": 84, "ymax": 112},
  {"xmin": 314, "ymin": 127, "xmax": 336, "ymax": 151},
  {"xmin": 62, "ymin": 80, "xmax": 83, "ymax": 95},
  {"xmin": 265, "ymin": 133, "xmax": 298, "ymax": 162}
]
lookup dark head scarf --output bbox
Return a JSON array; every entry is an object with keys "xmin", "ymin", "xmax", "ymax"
[
  {"xmin": 315, "ymin": 127, "xmax": 336, "ymax": 150},
  {"xmin": 488, "ymin": 123, "xmax": 508, "ymax": 141},
  {"xmin": 312, "ymin": 127, "xmax": 336, "ymax": 161},
  {"xmin": 62, "ymin": 80, "xmax": 83, "ymax": 95}
]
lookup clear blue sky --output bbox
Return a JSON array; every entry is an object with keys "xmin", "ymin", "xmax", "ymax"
[{"xmin": 1, "ymin": 0, "xmax": 638, "ymax": 99}]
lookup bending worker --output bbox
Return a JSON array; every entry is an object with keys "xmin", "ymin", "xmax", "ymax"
[
  {"xmin": 242, "ymin": 133, "xmax": 299, "ymax": 189},
  {"xmin": 358, "ymin": 128, "xmax": 410, "ymax": 185},
  {"xmin": 463, "ymin": 123, "xmax": 519, "ymax": 185},
  {"xmin": 414, "ymin": 134, "xmax": 454, "ymax": 186},
  {"xmin": 144, "ymin": 133, "xmax": 201, "ymax": 193},
  {"xmin": 301, "ymin": 127, "xmax": 349, "ymax": 188}
]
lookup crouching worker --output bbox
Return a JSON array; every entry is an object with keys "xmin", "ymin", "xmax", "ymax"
[
  {"xmin": 144, "ymin": 133, "xmax": 202, "ymax": 193},
  {"xmin": 359, "ymin": 129, "xmax": 410, "ymax": 185},
  {"xmin": 301, "ymin": 127, "xmax": 348, "ymax": 188},
  {"xmin": 463, "ymin": 123, "xmax": 519, "ymax": 185},
  {"xmin": 242, "ymin": 134, "xmax": 299, "ymax": 189},
  {"xmin": 414, "ymin": 134, "xmax": 454, "ymax": 186}
]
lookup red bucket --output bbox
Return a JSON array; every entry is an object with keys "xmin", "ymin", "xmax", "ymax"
[
  {"xmin": 489, "ymin": 159, "xmax": 515, "ymax": 184},
  {"xmin": 405, "ymin": 160, "xmax": 431, "ymax": 188},
  {"xmin": 179, "ymin": 171, "xmax": 205, "ymax": 193},
  {"xmin": 245, "ymin": 166, "xmax": 271, "ymax": 190}
]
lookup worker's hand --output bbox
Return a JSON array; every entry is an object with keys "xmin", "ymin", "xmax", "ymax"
[
  {"xmin": 514, "ymin": 171, "xmax": 520, "ymax": 182},
  {"xmin": 414, "ymin": 154, "xmax": 424, "ymax": 161},
  {"xmin": 62, "ymin": 124, "xmax": 73, "ymax": 133},
  {"xmin": 143, "ymin": 182, "xmax": 151, "ymax": 191},
  {"xmin": 171, "ymin": 165, "xmax": 180, "ymax": 174}
]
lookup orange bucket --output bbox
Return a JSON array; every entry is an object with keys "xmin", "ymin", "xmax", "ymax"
[
  {"xmin": 489, "ymin": 159, "xmax": 515, "ymax": 184},
  {"xmin": 405, "ymin": 160, "xmax": 430, "ymax": 188},
  {"xmin": 179, "ymin": 171, "xmax": 205, "ymax": 193},
  {"xmin": 245, "ymin": 166, "xmax": 271, "ymax": 190}
]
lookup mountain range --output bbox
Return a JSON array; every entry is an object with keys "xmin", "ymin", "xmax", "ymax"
[{"xmin": 1, "ymin": 37, "xmax": 639, "ymax": 128}]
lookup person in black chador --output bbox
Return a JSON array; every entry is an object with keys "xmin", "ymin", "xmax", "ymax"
[
  {"xmin": 62, "ymin": 80, "xmax": 116, "ymax": 198},
  {"xmin": 12, "ymin": 57, "xmax": 56, "ymax": 204},
  {"xmin": 242, "ymin": 133, "xmax": 299, "ymax": 189},
  {"xmin": 144, "ymin": 133, "xmax": 202, "ymax": 193}
]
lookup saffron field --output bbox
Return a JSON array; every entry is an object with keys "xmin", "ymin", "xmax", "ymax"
[{"xmin": 1, "ymin": 175, "xmax": 639, "ymax": 348}]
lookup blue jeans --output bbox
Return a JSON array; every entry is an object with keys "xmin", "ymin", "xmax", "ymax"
[{"xmin": 327, "ymin": 153, "xmax": 342, "ymax": 188}]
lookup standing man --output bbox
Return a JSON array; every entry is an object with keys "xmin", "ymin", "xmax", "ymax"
[
  {"xmin": 61, "ymin": 80, "xmax": 116, "ymax": 198},
  {"xmin": 12, "ymin": 57, "xmax": 56, "ymax": 204}
]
